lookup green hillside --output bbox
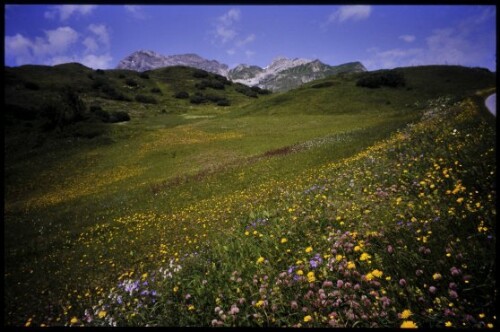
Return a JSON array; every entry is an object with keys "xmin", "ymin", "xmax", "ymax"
[{"xmin": 4, "ymin": 63, "xmax": 496, "ymax": 327}]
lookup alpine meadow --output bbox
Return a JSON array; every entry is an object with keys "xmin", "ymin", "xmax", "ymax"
[{"xmin": 4, "ymin": 60, "xmax": 496, "ymax": 328}]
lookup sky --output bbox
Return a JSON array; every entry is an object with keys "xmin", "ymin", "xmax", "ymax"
[{"xmin": 4, "ymin": 5, "xmax": 497, "ymax": 71}]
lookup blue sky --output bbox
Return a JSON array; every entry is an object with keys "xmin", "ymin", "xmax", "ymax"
[{"xmin": 4, "ymin": 5, "xmax": 497, "ymax": 71}]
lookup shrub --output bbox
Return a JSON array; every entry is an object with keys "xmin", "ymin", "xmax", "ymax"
[
  {"xmin": 95, "ymin": 69, "xmax": 105, "ymax": 75},
  {"xmin": 135, "ymin": 94, "xmax": 157, "ymax": 104},
  {"xmin": 125, "ymin": 78, "xmax": 139, "ymax": 87},
  {"xmin": 190, "ymin": 94, "xmax": 207, "ymax": 104},
  {"xmin": 101, "ymin": 85, "xmax": 132, "ymax": 101},
  {"xmin": 139, "ymin": 72, "xmax": 150, "ymax": 79},
  {"xmin": 151, "ymin": 87, "xmax": 162, "ymax": 94},
  {"xmin": 174, "ymin": 91, "xmax": 189, "ymax": 99},
  {"xmin": 195, "ymin": 79, "xmax": 225, "ymax": 90},
  {"xmin": 24, "ymin": 81, "xmax": 40, "ymax": 90},
  {"xmin": 311, "ymin": 81, "xmax": 335, "ymax": 89},
  {"xmin": 356, "ymin": 70, "xmax": 406, "ymax": 89},
  {"xmin": 193, "ymin": 69, "xmax": 209, "ymax": 78},
  {"xmin": 235, "ymin": 84, "xmax": 258, "ymax": 98},
  {"xmin": 217, "ymin": 99, "xmax": 231, "ymax": 106},
  {"xmin": 109, "ymin": 111, "xmax": 130, "ymax": 123}
]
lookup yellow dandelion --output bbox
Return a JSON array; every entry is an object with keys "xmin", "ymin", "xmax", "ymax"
[
  {"xmin": 188, "ymin": 305, "xmax": 195, "ymax": 311},
  {"xmin": 304, "ymin": 315, "xmax": 313, "ymax": 323},
  {"xmin": 70, "ymin": 317, "xmax": 78, "ymax": 324},
  {"xmin": 360, "ymin": 253, "xmax": 371, "ymax": 261},
  {"xmin": 401, "ymin": 320, "xmax": 418, "ymax": 328},
  {"xmin": 433, "ymin": 273, "xmax": 442, "ymax": 280},
  {"xmin": 256, "ymin": 256, "xmax": 265, "ymax": 264},
  {"xmin": 255, "ymin": 300, "xmax": 265, "ymax": 308},
  {"xmin": 365, "ymin": 272, "xmax": 374, "ymax": 281},
  {"xmin": 305, "ymin": 246, "xmax": 313, "ymax": 253},
  {"xmin": 336, "ymin": 254, "xmax": 343, "ymax": 261},
  {"xmin": 372, "ymin": 269, "xmax": 383, "ymax": 278},
  {"xmin": 173, "ymin": 286, "xmax": 179, "ymax": 293},
  {"xmin": 400, "ymin": 309, "xmax": 412, "ymax": 319},
  {"xmin": 244, "ymin": 231, "xmax": 249, "ymax": 236},
  {"xmin": 354, "ymin": 245, "xmax": 361, "ymax": 252},
  {"xmin": 281, "ymin": 238, "xmax": 288, "ymax": 244},
  {"xmin": 445, "ymin": 321, "xmax": 452, "ymax": 327},
  {"xmin": 347, "ymin": 261, "xmax": 356, "ymax": 269},
  {"xmin": 98, "ymin": 310, "xmax": 107, "ymax": 319}
]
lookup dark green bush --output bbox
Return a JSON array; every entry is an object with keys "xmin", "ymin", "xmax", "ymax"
[
  {"xmin": 24, "ymin": 81, "xmax": 40, "ymax": 90},
  {"xmin": 151, "ymin": 87, "xmax": 162, "ymax": 94},
  {"xmin": 109, "ymin": 111, "xmax": 130, "ymax": 123},
  {"xmin": 311, "ymin": 81, "xmax": 335, "ymax": 89},
  {"xmin": 190, "ymin": 94, "xmax": 207, "ymax": 104},
  {"xmin": 217, "ymin": 99, "xmax": 231, "ymax": 106},
  {"xmin": 193, "ymin": 69, "xmax": 209, "ymax": 78},
  {"xmin": 125, "ymin": 78, "xmax": 138, "ymax": 87},
  {"xmin": 139, "ymin": 72, "xmax": 150, "ymax": 79},
  {"xmin": 95, "ymin": 69, "xmax": 105, "ymax": 75},
  {"xmin": 135, "ymin": 94, "xmax": 157, "ymax": 104},
  {"xmin": 356, "ymin": 70, "xmax": 406, "ymax": 88},
  {"xmin": 235, "ymin": 84, "xmax": 258, "ymax": 98},
  {"xmin": 195, "ymin": 79, "xmax": 225, "ymax": 90},
  {"xmin": 174, "ymin": 91, "xmax": 189, "ymax": 99}
]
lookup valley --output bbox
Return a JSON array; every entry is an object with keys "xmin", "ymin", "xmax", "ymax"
[{"xmin": 4, "ymin": 63, "xmax": 496, "ymax": 327}]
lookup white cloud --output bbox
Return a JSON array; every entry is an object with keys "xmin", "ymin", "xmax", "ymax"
[
  {"xmin": 363, "ymin": 47, "xmax": 423, "ymax": 70},
  {"xmin": 5, "ymin": 34, "xmax": 34, "ymax": 65},
  {"xmin": 399, "ymin": 35, "xmax": 416, "ymax": 43},
  {"xmin": 124, "ymin": 5, "xmax": 147, "ymax": 20},
  {"xmin": 245, "ymin": 50, "xmax": 255, "ymax": 58},
  {"xmin": 83, "ymin": 37, "xmax": 99, "ymax": 53},
  {"xmin": 45, "ymin": 5, "xmax": 97, "ymax": 21},
  {"xmin": 364, "ymin": 8, "xmax": 496, "ymax": 71},
  {"xmin": 236, "ymin": 34, "xmax": 256, "ymax": 47},
  {"xmin": 5, "ymin": 25, "xmax": 113, "ymax": 69},
  {"xmin": 213, "ymin": 8, "xmax": 241, "ymax": 44},
  {"xmin": 328, "ymin": 5, "xmax": 372, "ymax": 24},
  {"xmin": 80, "ymin": 54, "xmax": 113, "ymax": 69},
  {"xmin": 88, "ymin": 24, "xmax": 110, "ymax": 48}
]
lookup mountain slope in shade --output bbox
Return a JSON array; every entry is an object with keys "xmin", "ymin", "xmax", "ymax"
[
  {"xmin": 117, "ymin": 50, "xmax": 229, "ymax": 76},
  {"xmin": 117, "ymin": 50, "xmax": 367, "ymax": 91}
]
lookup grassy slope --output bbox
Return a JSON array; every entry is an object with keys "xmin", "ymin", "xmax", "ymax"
[{"xmin": 3, "ymin": 64, "xmax": 496, "ymax": 326}]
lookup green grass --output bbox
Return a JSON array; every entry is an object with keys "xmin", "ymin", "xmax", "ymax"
[{"xmin": 4, "ymin": 64, "xmax": 496, "ymax": 327}]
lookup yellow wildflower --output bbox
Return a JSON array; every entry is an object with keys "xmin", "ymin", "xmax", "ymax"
[
  {"xmin": 188, "ymin": 305, "xmax": 195, "ymax": 311},
  {"xmin": 305, "ymin": 246, "xmax": 313, "ymax": 253},
  {"xmin": 401, "ymin": 320, "xmax": 418, "ymax": 328},
  {"xmin": 433, "ymin": 273, "xmax": 442, "ymax": 280},
  {"xmin": 281, "ymin": 238, "xmax": 288, "ymax": 244},
  {"xmin": 256, "ymin": 256, "xmax": 265, "ymax": 264},
  {"xmin": 445, "ymin": 321, "xmax": 452, "ymax": 327},
  {"xmin": 98, "ymin": 310, "xmax": 107, "ymax": 319},
  {"xmin": 400, "ymin": 309, "xmax": 412, "ymax": 319},
  {"xmin": 255, "ymin": 300, "xmax": 265, "ymax": 308},
  {"xmin": 360, "ymin": 253, "xmax": 371, "ymax": 261},
  {"xmin": 347, "ymin": 261, "xmax": 356, "ymax": 269},
  {"xmin": 336, "ymin": 254, "xmax": 343, "ymax": 261},
  {"xmin": 296, "ymin": 270, "xmax": 304, "ymax": 276},
  {"xmin": 304, "ymin": 315, "xmax": 313, "ymax": 323},
  {"xmin": 307, "ymin": 271, "xmax": 316, "ymax": 283},
  {"xmin": 456, "ymin": 197, "xmax": 464, "ymax": 203},
  {"xmin": 70, "ymin": 317, "xmax": 78, "ymax": 324},
  {"xmin": 372, "ymin": 269, "xmax": 383, "ymax": 278},
  {"xmin": 365, "ymin": 273, "xmax": 374, "ymax": 281}
]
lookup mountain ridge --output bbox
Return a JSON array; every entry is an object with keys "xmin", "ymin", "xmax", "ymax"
[{"xmin": 116, "ymin": 50, "xmax": 367, "ymax": 91}]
